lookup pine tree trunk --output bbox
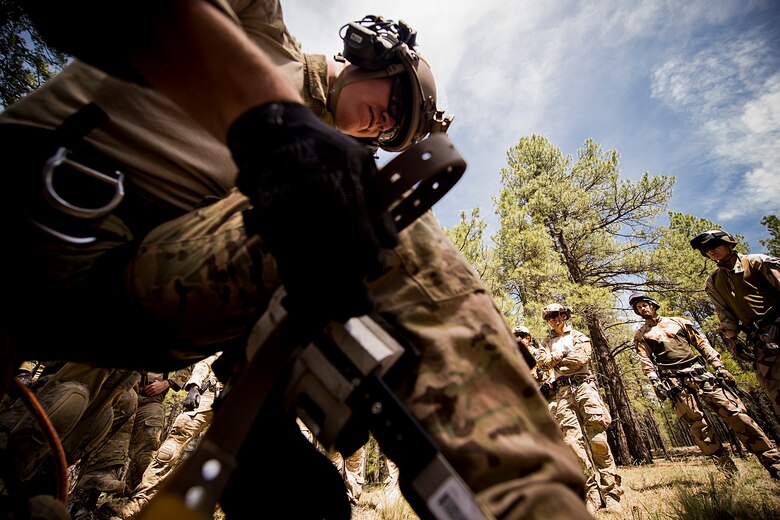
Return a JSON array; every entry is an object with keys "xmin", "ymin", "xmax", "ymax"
[{"xmin": 586, "ymin": 317, "xmax": 654, "ymax": 465}]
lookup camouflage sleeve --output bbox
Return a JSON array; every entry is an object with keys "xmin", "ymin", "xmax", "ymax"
[
  {"xmin": 186, "ymin": 354, "xmax": 220, "ymax": 389},
  {"xmin": 633, "ymin": 331, "xmax": 657, "ymax": 379},
  {"xmin": 168, "ymin": 365, "xmax": 194, "ymax": 391},
  {"xmin": 556, "ymin": 330, "xmax": 592, "ymax": 371},
  {"xmin": 705, "ymin": 274, "xmax": 740, "ymax": 336},
  {"xmin": 680, "ymin": 319, "xmax": 722, "ymax": 368},
  {"xmin": 533, "ymin": 341, "xmax": 557, "ymax": 370}
]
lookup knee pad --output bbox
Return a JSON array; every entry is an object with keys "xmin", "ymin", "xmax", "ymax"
[
  {"xmin": 32, "ymin": 381, "xmax": 90, "ymax": 439},
  {"xmin": 156, "ymin": 441, "xmax": 179, "ymax": 464}
]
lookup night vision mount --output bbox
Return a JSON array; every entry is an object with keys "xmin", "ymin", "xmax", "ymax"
[{"xmin": 339, "ymin": 15, "xmax": 418, "ymax": 71}]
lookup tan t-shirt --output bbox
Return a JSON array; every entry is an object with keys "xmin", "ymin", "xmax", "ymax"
[{"xmin": 0, "ymin": 0, "xmax": 328, "ymax": 213}]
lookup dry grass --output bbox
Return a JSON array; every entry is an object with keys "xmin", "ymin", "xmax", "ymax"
[
  {"xmin": 347, "ymin": 452, "xmax": 780, "ymax": 520},
  {"xmin": 595, "ymin": 454, "xmax": 780, "ymax": 520}
]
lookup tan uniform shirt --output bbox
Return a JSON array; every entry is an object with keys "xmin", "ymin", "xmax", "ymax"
[
  {"xmin": 0, "ymin": 0, "xmax": 332, "ymax": 214},
  {"xmin": 705, "ymin": 253, "xmax": 780, "ymax": 335},
  {"xmin": 538, "ymin": 325, "xmax": 592, "ymax": 379},
  {"xmin": 633, "ymin": 315, "xmax": 722, "ymax": 379}
]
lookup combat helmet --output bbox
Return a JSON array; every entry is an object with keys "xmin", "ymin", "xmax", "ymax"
[
  {"xmin": 328, "ymin": 15, "xmax": 451, "ymax": 152},
  {"xmin": 628, "ymin": 292, "xmax": 660, "ymax": 315},
  {"xmin": 512, "ymin": 325, "xmax": 531, "ymax": 338},
  {"xmin": 542, "ymin": 303, "xmax": 572, "ymax": 321},
  {"xmin": 689, "ymin": 229, "xmax": 737, "ymax": 257}
]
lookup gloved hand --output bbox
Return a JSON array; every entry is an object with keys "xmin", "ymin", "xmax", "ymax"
[
  {"xmin": 649, "ymin": 376, "xmax": 666, "ymax": 401},
  {"xmin": 183, "ymin": 385, "xmax": 201, "ymax": 411},
  {"xmin": 16, "ymin": 369, "xmax": 32, "ymax": 387},
  {"xmin": 227, "ymin": 102, "xmax": 398, "ymax": 324},
  {"xmin": 715, "ymin": 366, "xmax": 736, "ymax": 385}
]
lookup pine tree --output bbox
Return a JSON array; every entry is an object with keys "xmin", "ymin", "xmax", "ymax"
[{"xmin": 493, "ymin": 135, "xmax": 674, "ymax": 464}]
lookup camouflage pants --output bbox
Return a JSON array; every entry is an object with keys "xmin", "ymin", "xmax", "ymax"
[
  {"xmin": 672, "ymin": 376, "xmax": 780, "ymax": 476},
  {"xmin": 10, "ymin": 189, "xmax": 589, "ymax": 519},
  {"xmin": 125, "ymin": 398, "xmax": 165, "ymax": 490},
  {"xmin": 298, "ymin": 419, "xmax": 368, "ymax": 504},
  {"xmin": 755, "ymin": 323, "xmax": 780, "ymax": 418},
  {"xmin": 327, "ymin": 445, "xmax": 366, "ymax": 503},
  {"xmin": 73, "ymin": 386, "xmax": 138, "ymax": 492},
  {"xmin": 129, "ymin": 402, "xmax": 214, "ymax": 507},
  {"xmin": 553, "ymin": 380, "xmax": 622, "ymax": 502},
  {"xmin": 0, "ymin": 364, "xmax": 139, "ymax": 495}
]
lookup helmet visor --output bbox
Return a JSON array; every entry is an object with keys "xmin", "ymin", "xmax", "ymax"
[{"xmin": 379, "ymin": 74, "xmax": 407, "ymax": 145}]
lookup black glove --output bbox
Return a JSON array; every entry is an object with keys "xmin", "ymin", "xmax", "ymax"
[
  {"xmin": 183, "ymin": 385, "xmax": 201, "ymax": 411},
  {"xmin": 16, "ymin": 369, "xmax": 32, "ymax": 387},
  {"xmin": 228, "ymin": 102, "xmax": 398, "ymax": 324},
  {"xmin": 714, "ymin": 366, "xmax": 736, "ymax": 385},
  {"xmin": 649, "ymin": 376, "xmax": 666, "ymax": 401}
]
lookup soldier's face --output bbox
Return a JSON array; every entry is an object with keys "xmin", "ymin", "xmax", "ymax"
[
  {"xmin": 516, "ymin": 334, "xmax": 531, "ymax": 347},
  {"xmin": 635, "ymin": 301, "xmax": 656, "ymax": 318},
  {"xmin": 705, "ymin": 244, "xmax": 732, "ymax": 262},
  {"xmin": 334, "ymin": 66, "xmax": 397, "ymax": 139},
  {"xmin": 546, "ymin": 315, "xmax": 565, "ymax": 330}
]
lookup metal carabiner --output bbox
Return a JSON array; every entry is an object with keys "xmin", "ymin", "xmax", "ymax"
[{"xmin": 41, "ymin": 147, "xmax": 125, "ymax": 220}]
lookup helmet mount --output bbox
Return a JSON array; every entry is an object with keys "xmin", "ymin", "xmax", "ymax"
[{"xmin": 329, "ymin": 15, "xmax": 452, "ymax": 152}]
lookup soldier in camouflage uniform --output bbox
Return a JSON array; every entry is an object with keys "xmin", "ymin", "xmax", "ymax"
[
  {"xmin": 690, "ymin": 230, "xmax": 780, "ymax": 417},
  {"xmin": 535, "ymin": 304, "xmax": 623, "ymax": 514},
  {"xmin": 1, "ymin": 1, "xmax": 590, "ymax": 518},
  {"xmin": 630, "ymin": 292, "xmax": 780, "ymax": 478},
  {"xmin": 67, "ymin": 364, "xmax": 190, "ymax": 516},
  {"xmin": 0, "ymin": 364, "xmax": 140, "ymax": 500},
  {"xmin": 519, "ymin": 324, "xmax": 602, "ymax": 515},
  {"xmin": 67, "ymin": 386, "xmax": 138, "ymax": 518},
  {"xmin": 108, "ymin": 354, "xmax": 220, "ymax": 517}
]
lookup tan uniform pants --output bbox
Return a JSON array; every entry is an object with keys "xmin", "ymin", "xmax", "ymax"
[{"xmin": 553, "ymin": 380, "xmax": 622, "ymax": 502}]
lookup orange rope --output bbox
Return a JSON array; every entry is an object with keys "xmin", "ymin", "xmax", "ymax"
[{"xmin": 13, "ymin": 378, "xmax": 69, "ymax": 503}]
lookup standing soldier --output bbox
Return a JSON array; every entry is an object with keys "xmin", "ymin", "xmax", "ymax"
[
  {"xmin": 107, "ymin": 354, "xmax": 221, "ymax": 517},
  {"xmin": 630, "ymin": 292, "xmax": 780, "ymax": 478},
  {"xmin": 690, "ymin": 230, "xmax": 780, "ymax": 416},
  {"xmin": 535, "ymin": 304, "xmax": 624, "ymax": 514},
  {"xmin": 515, "ymin": 325, "xmax": 599, "ymax": 515}
]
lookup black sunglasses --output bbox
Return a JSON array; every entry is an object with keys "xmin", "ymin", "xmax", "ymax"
[
  {"xmin": 379, "ymin": 75, "xmax": 406, "ymax": 143},
  {"xmin": 545, "ymin": 312, "xmax": 562, "ymax": 319},
  {"xmin": 514, "ymin": 332, "xmax": 530, "ymax": 339}
]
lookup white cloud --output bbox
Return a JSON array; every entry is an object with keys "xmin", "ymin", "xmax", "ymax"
[{"xmin": 651, "ymin": 35, "xmax": 780, "ymax": 221}]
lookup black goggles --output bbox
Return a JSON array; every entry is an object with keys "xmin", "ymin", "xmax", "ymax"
[
  {"xmin": 544, "ymin": 312, "xmax": 562, "ymax": 320},
  {"xmin": 690, "ymin": 231, "xmax": 727, "ymax": 250},
  {"xmin": 379, "ymin": 75, "xmax": 406, "ymax": 143},
  {"xmin": 514, "ymin": 332, "xmax": 530, "ymax": 339}
]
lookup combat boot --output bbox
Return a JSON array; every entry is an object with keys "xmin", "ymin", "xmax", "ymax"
[
  {"xmin": 604, "ymin": 495, "xmax": 622, "ymax": 514},
  {"xmin": 76, "ymin": 471, "xmax": 126, "ymax": 494},
  {"xmin": 97, "ymin": 497, "xmax": 145, "ymax": 520},
  {"xmin": 585, "ymin": 489, "xmax": 601, "ymax": 515},
  {"xmin": 713, "ymin": 453, "xmax": 739, "ymax": 478},
  {"xmin": 756, "ymin": 448, "xmax": 780, "ymax": 479}
]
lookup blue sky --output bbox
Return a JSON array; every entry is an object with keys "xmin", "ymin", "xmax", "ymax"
[{"xmin": 284, "ymin": 0, "xmax": 780, "ymax": 252}]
